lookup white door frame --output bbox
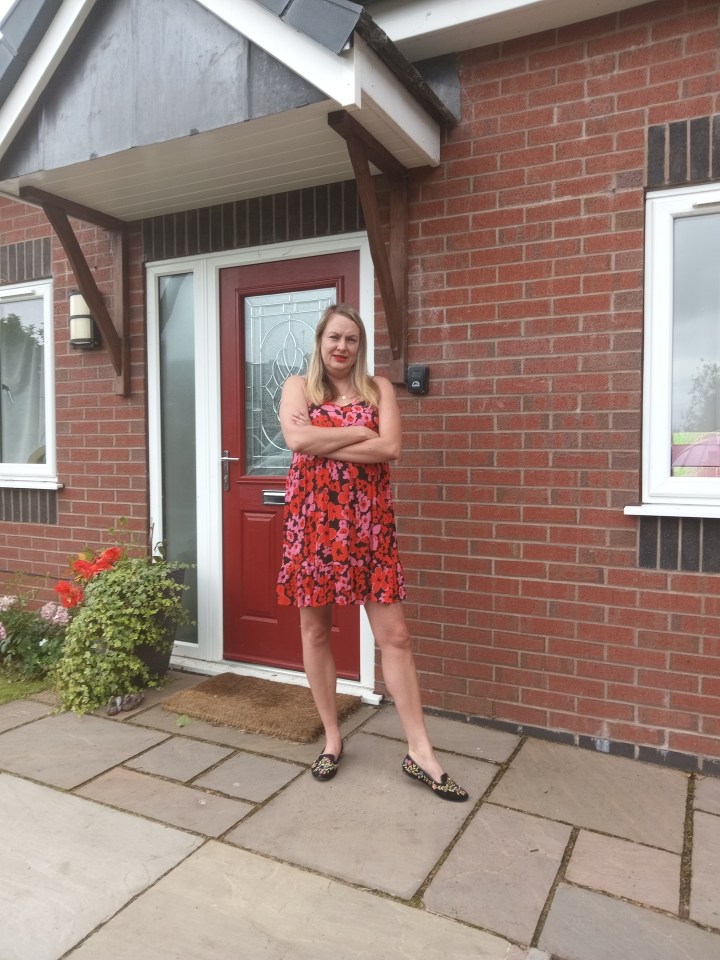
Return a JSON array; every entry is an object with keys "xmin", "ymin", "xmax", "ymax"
[{"xmin": 146, "ymin": 232, "xmax": 381, "ymax": 703}]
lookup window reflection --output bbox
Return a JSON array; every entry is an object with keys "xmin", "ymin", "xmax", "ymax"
[
  {"xmin": 0, "ymin": 296, "xmax": 45, "ymax": 465},
  {"xmin": 671, "ymin": 213, "xmax": 720, "ymax": 477}
]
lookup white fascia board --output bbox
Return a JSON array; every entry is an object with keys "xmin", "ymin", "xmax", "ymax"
[
  {"xmin": 0, "ymin": 0, "xmax": 98, "ymax": 161},
  {"xmin": 195, "ymin": 0, "xmax": 358, "ymax": 106},
  {"xmin": 353, "ymin": 35, "xmax": 439, "ymax": 167},
  {"xmin": 371, "ymin": 0, "xmax": 651, "ymax": 59}
]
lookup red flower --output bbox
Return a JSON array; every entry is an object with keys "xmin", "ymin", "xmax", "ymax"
[
  {"xmin": 100, "ymin": 546, "xmax": 123, "ymax": 565},
  {"xmin": 71, "ymin": 558, "xmax": 96, "ymax": 580},
  {"xmin": 72, "ymin": 546, "xmax": 123, "ymax": 581},
  {"xmin": 55, "ymin": 581, "xmax": 84, "ymax": 609}
]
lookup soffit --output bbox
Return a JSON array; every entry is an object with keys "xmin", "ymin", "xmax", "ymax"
[{"xmin": 3, "ymin": 103, "xmax": 377, "ymax": 220}]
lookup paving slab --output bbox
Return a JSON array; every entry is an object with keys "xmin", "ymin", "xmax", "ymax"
[
  {"xmin": 67, "ymin": 841, "xmax": 519, "ymax": 960},
  {"xmin": 690, "ymin": 811, "xmax": 720, "ymax": 929},
  {"xmin": 695, "ymin": 775, "xmax": 720, "ymax": 816},
  {"xmin": 131, "ymin": 702, "xmax": 375, "ymax": 762},
  {"xmin": 25, "ymin": 687, "xmax": 58, "ymax": 705},
  {"xmin": 76, "ymin": 766, "xmax": 252, "ymax": 836},
  {"xmin": 490, "ymin": 739, "xmax": 687, "ymax": 852},
  {"xmin": 124, "ymin": 736, "xmax": 234, "ymax": 781},
  {"xmin": 0, "ymin": 772, "xmax": 201, "ymax": 960},
  {"xmin": 226, "ymin": 731, "xmax": 496, "ymax": 899},
  {"xmin": 539, "ymin": 883, "xmax": 720, "ymax": 960},
  {"xmin": 566, "ymin": 830, "xmax": 681, "ymax": 913},
  {"xmin": 0, "ymin": 697, "xmax": 53, "ymax": 732},
  {"xmin": 0, "ymin": 711, "xmax": 168, "ymax": 788},
  {"xmin": 424, "ymin": 803, "xmax": 571, "ymax": 943},
  {"xmin": 363, "ymin": 704, "xmax": 520, "ymax": 763},
  {"xmin": 193, "ymin": 750, "xmax": 304, "ymax": 802}
]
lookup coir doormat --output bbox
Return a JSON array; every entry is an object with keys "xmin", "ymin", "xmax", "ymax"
[{"xmin": 161, "ymin": 672, "xmax": 361, "ymax": 743}]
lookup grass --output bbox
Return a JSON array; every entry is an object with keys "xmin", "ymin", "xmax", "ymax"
[{"xmin": 0, "ymin": 666, "xmax": 49, "ymax": 704}]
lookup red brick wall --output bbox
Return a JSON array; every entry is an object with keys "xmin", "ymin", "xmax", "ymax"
[
  {"xmin": 392, "ymin": 0, "xmax": 720, "ymax": 761},
  {"xmin": 0, "ymin": 197, "xmax": 148, "ymax": 596}
]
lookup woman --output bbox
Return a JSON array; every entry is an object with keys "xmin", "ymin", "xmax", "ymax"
[{"xmin": 277, "ymin": 304, "xmax": 468, "ymax": 802}]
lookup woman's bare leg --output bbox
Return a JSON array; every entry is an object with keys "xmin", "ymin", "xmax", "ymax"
[
  {"xmin": 300, "ymin": 606, "xmax": 343, "ymax": 757},
  {"xmin": 364, "ymin": 602, "xmax": 445, "ymax": 783}
]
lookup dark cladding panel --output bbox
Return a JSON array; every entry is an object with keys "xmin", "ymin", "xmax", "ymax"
[{"xmin": 0, "ymin": 0, "xmax": 326, "ymax": 181}]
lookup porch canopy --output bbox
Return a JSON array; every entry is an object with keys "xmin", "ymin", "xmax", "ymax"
[
  {"xmin": 0, "ymin": 0, "xmax": 457, "ymax": 389},
  {"xmin": 0, "ymin": 0, "xmax": 453, "ymax": 221}
]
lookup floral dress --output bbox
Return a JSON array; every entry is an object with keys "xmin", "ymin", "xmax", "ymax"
[{"xmin": 276, "ymin": 400, "xmax": 406, "ymax": 607}]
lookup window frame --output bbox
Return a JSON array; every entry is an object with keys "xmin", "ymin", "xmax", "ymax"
[{"xmin": 0, "ymin": 278, "xmax": 58, "ymax": 489}]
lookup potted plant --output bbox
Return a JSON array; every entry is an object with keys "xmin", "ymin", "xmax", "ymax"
[{"xmin": 53, "ymin": 526, "xmax": 189, "ymax": 716}]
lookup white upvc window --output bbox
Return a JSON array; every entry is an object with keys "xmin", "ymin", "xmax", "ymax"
[
  {"xmin": 628, "ymin": 184, "xmax": 720, "ymax": 518},
  {"xmin": 0, "ymin": 279, "xmax": 57, "ymax": 489}
]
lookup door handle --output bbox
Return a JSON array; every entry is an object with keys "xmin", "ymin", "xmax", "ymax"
[
  {"xmin": 262, "ymin": 489, "xmax": 286, "ymax": 506},
  {"xmin": 221, "ymin": 450, "xmax": 240, "ymax": 492}
]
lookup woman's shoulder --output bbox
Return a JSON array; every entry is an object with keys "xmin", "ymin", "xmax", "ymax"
[
  {"xmin": 282, "ymin": 374, "xmax": 308, "ymax": 395},
  {"xmin": 370, "ymin": 375, "xmax": 396, "ymax": 401}
]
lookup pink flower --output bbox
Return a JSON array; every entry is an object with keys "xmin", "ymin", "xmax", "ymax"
[{"xmin": 40, "ymin": 601, "xmax": 70, "ymax": 626}]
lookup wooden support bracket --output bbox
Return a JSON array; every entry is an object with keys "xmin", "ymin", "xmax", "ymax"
[
  {"xmin": 328, "ymin": 110, "xmax": 408, "ymax": 385},
  {"xmin": 19, "ymin": 186, "xmax": 130, "ymax": 397}
]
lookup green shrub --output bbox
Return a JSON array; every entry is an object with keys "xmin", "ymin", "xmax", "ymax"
[
  {"xmin": 0, "ymin": 595, "xmax": 68, "ymax": 679},
  {"xmin": 53, "ymin": 556, "xmax": 188, "ymax": 715}
]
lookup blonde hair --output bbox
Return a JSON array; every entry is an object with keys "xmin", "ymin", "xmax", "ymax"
[{"xmin": 305, "ymin": 304, "xmax": 380, "ymax": 407}]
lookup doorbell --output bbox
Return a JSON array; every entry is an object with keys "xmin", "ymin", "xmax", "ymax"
[{"xmin": 406, "ymin": 365, "xmax": 429, "ymax": 395}]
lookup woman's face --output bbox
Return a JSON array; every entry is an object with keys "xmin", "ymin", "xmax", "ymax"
[{"xmin": 319, "ymin": 313, "xmax": 361, "ymax": 378}]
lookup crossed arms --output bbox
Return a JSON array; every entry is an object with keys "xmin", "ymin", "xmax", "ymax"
[{"xmin": 278, "ymin": 375, "xmax": 401, "ymax": 464}]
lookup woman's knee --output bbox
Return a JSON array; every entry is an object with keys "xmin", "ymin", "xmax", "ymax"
[
  {"xmin": 367, "ymin": 604, "xmax": 412, "ymax": 653},
  {"xmin": 375, "ymin": 621, "xmax": 412, "ymax": 654},
  {"xmin": 300, "ymin": 609, "xmax": 332, "ymax": 649}
]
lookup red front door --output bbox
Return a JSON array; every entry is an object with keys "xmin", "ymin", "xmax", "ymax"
[{"xmin": 220, "ymin": 253, "xmax": 360, "ymax": 678}]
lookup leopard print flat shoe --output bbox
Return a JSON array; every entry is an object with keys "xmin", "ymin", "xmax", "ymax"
[
  {"xmin": 402, "ymin": 754, "xmax": 469, "ymax": 802},
  {"xmin": 311, "ymin": 742, "xmax": 343, "ymax": 781}
]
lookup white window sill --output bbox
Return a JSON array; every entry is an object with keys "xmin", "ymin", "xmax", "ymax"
[
  {"xmin": 0, "ymin": 479, "xmax": 64, "ymax": 491},
  {"xmin": 624, "ymin": 503, "xmax": 720, "ymax": 519}
]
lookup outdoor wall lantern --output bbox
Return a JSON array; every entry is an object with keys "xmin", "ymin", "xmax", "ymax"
[{"xmin": 68, "ymin": 290, "xmax": 100, "ymax": 348}]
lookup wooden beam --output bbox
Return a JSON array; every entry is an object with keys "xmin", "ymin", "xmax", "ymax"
[
  {"xmin": 19, "ymin": 186, "xmax": 126, "ymax": 233},
  {"xmin": 112, "ymin": 227, "xmax": 130, "ymax": 397},
  {"xmin": 41, "ymin": 202, "xmax": 124, "ymax": 380},
  {"xmin": 328, "ymin": 110, "xmax": 408, "ymax": 383},
  {"xmin": 19, "ymin": 188, "xmax": 131, "ymax": 396},
  {"xmin": 389, "ymin": 175, "xmax": 408, "ymax": 385}
]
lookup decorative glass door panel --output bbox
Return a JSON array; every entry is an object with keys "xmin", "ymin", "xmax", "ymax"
[
  {"xmin": 220, "ymin": 254, "xmax": 360, "ymax": 676},
  {"xmin": 244, "ymin": 288, "xmax": 334, "ymax": 477}
]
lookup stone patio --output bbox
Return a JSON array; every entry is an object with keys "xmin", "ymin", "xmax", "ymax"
[{"xmin": 0, "ymin": 670, "xmax": 718, "ymax": 960}]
